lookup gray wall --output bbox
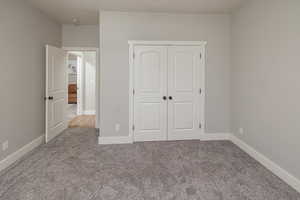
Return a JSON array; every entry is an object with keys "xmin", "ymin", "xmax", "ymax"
[
  {"xmin": 231, "ymin": 0, "xmax": 300, "ymax": 180},
  {"xmin": 62, "ymin": 25, "xmax": 99, "ymax": 47},
  {"xmin": 0, "ymin": 0, "xmax": 61, "ymax": 160},
  {"xmin": 100, "ymin": 11, "xmax": 231, "ymax": 137}
]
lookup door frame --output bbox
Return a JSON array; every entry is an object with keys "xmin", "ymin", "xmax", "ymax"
[
  {"xmin": 63, "ymin": 47, "xmax": 100, "ymax": 129},
  {"xmin": 67, "ymin": 52, "xmax": 83, "ymax": 115},
  {"xmin": 128, "ymin": 41, "xmax": 207, "ymax": 142},
  {"xmin": 76, "ymin": 54, "xmax": 83, "ymax": 115}
]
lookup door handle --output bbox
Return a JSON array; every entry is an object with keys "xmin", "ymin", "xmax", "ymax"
[
  {"xmin": 163, "ymin": 96, "xmax": 167, "ymax": 100},
  {"xmin": 45, "ymin": 96, "xmax": 54, "ymax": 100},
  {"xmin": 169, "ymin": 96, "xmax": 173, "ymax": 100}
]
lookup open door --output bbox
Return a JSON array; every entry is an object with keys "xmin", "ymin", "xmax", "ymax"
[{"xmin": 45, "ymin": 45, "xmax": 68, "ymax": 143}]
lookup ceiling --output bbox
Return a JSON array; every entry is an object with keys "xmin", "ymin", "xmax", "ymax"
[{"xmin": 27, "ymin": 0, "xmax": 245, "ymax": 25}]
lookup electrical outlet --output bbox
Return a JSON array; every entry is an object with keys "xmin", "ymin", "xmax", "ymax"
[
  {"xmin": 2, "ymin": 141, "xmax": 8, "ymax": 151},
  {"xmin": 238, "ymin": 128, "xmax": 244, "ymax": 135},
  {"xmin": 115, "ymin": 124, "xmax": 120, "ymax": 132}
]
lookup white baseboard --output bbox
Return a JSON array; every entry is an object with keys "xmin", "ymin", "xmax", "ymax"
[
  {"xmin": 98, "ymin": 136, "xmax": 133, "ymax": 145},
  {"xmin": 84, "ymin": 110, "xmax": 95, "ymax": 115},
  {"xmin": 230, "ymin": 134, "xmax": 300, "ymax": 193},
  {"xmin": 98, "ymin": 133, "xmax": 230, "ymax": 144},
  {"xmin": 0, "ymin": 135, "xmax": 44, "ymax": 172},
  {"xmin": 99, "ymin": 133, "xmax": 230, "ymax": 144},
  {"xmin": 200, "ymin": 133, "xmax": 231, "ymax": 141}
]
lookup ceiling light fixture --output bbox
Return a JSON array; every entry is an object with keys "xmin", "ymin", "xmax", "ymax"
[{"xmin": 72, "ymin": 18, "xmax": 80, "ymax": 26}]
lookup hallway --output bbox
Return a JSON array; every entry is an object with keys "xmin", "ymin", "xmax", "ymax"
[{"xmin": 68, "ymin": 115, "xmax": 95, "ymax": 128}]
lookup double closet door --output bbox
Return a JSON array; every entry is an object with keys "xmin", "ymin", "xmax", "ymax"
[{"xmin": 133, "ymin": 45, "xmax": 205, "ymax": 142}]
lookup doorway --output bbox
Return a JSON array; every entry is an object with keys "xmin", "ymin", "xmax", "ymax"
[
  {"xmin": 66, "ymin": 50, "xmax": 97, "ymax": 128},
  {"xmin": 45, "ymin": 45, "xmax": 99, "ymax": 143}
]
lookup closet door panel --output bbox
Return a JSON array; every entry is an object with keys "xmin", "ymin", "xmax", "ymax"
[
  {"xmin": 167, "ymin": 46, "xmax": 204, "ymax": 140},
  {"xmin": 133, "ymin": 46, "xmax": 168, "ymax": 141}
]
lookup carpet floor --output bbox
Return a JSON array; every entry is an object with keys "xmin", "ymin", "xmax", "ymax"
[{"xmin": 0, "ymin": 128, "xmax": 299, "ymax": 200}]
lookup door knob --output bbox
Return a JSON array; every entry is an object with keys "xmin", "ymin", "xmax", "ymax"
[
  {"xmin": 163, "ymin": 96, "xmax": 167, "ymax": 100},
  {"xmin": 169, "ymin": 96, "xmax": 173, "ymax": 100},
  {"xmin": 45, "ymin": 96, "xmax": 54, "ymax": 100}
]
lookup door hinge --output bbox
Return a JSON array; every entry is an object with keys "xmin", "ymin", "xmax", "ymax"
[
  {"xmin": 199, "ymin": 123, "xmax": 202, "ymax": 129},
  {"xmin": 133, "ymin": 52, "xmax": 135, "ymax": 59},
  {"xmin": 133, "ymin": 89, "xmax": 135, "ymax": 95},
  {"xmin": 199, "ymin": 88, "xmax": 202, "ymax": 94},
  {"xmin": 132, "ymin": 125, "xmax": 135, "ymax": 131},
  {"xmin": 200, "ymin": 53, "xmax": 202, "ymax": 59}
]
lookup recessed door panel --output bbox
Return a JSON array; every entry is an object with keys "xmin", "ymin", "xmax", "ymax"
[
  {"xmin": 52, "ymin": 98, "xmax": 65, "ymax": 127},
  {"xmin": 173, "ymin": 102, "xmax": 194, "ymax": 130},
  {"xmin": 139, "ymin": 102, "xmax": 161, "ymax": 131},
  {"xmin": 174, "ymin": 53, "xmax": 194, "ymax": 92},
  {"xmin": 140, "ymin": 52, "xmax": 161, "ymax": 92},
  {"xmin": 134, "ymin": 46, "xmax": 167, "ymax": 141}
]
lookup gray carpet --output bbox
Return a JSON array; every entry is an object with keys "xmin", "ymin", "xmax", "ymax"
[{"xmin": 0, "ymin": 128, "xmax": 299, "ymax": 200}]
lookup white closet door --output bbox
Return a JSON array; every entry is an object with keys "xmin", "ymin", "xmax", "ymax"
[
  {"xmin": 134, "ymin": 46, "xmax": 168, "ymax": 141},
  {"xmin": 167, "ymin": 46, "xmax": 204, "ymax": 140}
]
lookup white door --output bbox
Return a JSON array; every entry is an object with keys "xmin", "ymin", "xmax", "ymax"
[
  {"xmin": 167, "ymin": 46, "xmax": 205, "ymax": 140},
  {"xmin": 134, "ymin": 46, "xmax": 168, "ymax": 141},
  {"xmin": 76, "ymin": 55, "xmax": 83, "ymax": 115},
  {"xmin": 45, "ymin": 45, "xmax": 68, "ymax": 143}
]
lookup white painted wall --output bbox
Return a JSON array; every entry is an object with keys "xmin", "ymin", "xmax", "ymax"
[
  {"xmin": 0, "ymin": 0, "xmax": 61, "ymax": 160},
  {"xmin": 231, "ymin": 0, "xmax": 300, "ymax": 180},
  {"xmin": 62, "ymin": 25, "xmax": 99, "ymax": 47},
  {"xmin": 99, "ymin": 11, "xmax": 231, "ymax": 137},
  {"xmin": 83, "ymin": 51, "xmax": 96, "ymax": 114}
]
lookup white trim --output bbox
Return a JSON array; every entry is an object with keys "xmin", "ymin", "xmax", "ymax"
[
  {"xmin": 95, "ymin": 47, "xmax": 100, "ymax": 129},
  {"xmin": 63, "ymin": 47, "xmax": 99, "ymax": 51},
  {"xmin": 168, "ymin": 133, "xmax": 202, "ymax": 141},
  {"xmin": 77, "ymin": 54, "xmax": 84, "ymax": 115},
  {"xmin": 201, "ymin": 45, "xmax": 206, "ymax": 136},
  {"xmin": 128, "ymin": 40, "xmax": 207, "ymax": 46},
  {"xmin": 128, "ymin": 43, "xmax": 134, "ymax": 142},
  {"xmin": 63, "ymin": 47, "xmax": 100, "ymax": 129},
  {"xmin": 200, "ymin": 133, "xmax": 231, "ymax": 141},
  {"xmin": 84, "ymin": 110, "xmax": 96, "ymax": 115},
  {"xmin": 45, "ymin": 45, "xmax": 49, "ymax": 143},
  {"xmin": 98, "ymin": 136, "xmax": 133, "ymax": 145},
  {"xmin": 46, "ymin": 126, "xmax": 66, "ymax": 142},
  {"xmin": 230, "ymin": 134, "xmax": 300, "ymax": 193},
  {"xmin": 97, "ymin": 133, "xmax": 228, "ymax": 144},
  {"xmin": 98, "ymin": 22, "xmax": 104, "ymax": 130},
  {"xmin": 0, "ymin": 135, "xmax": 44, "ymax": 172}
]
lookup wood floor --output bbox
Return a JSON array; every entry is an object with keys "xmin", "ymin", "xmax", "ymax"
[{"xmin": 68, "ymin": 115, "xmax": 95, "ymax": 128}]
